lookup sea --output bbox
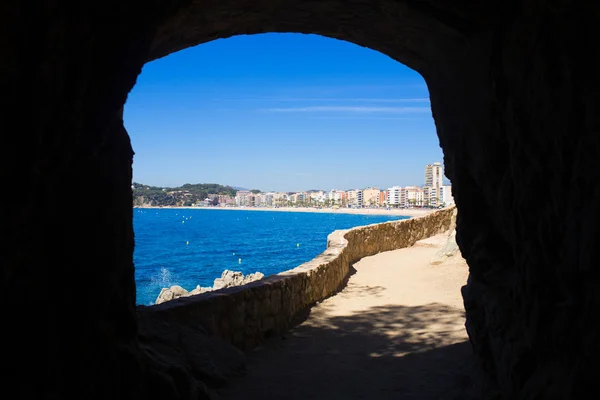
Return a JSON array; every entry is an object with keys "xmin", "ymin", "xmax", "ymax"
[{"xmin": 134, "ymin": 208, "xmax": 409, "ymax": 305}]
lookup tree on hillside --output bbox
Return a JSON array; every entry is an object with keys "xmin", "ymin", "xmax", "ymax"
[{"xmin": 132, "ymin": 182, "xmax": 238, "ymax": 207}]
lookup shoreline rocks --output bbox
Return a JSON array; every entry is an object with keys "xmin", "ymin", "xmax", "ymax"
[{"xmin": 155, "ymin": 269, "xmax": 265, "ymax": 305}]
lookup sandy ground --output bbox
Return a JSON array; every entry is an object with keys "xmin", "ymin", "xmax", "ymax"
[
  {"xmin": 136, "ymin": 206, "xmax": 438, "ymax": 218},
  {"xmin": 213, "ymin": 234, "xmax": 486, "ymax": 400}
]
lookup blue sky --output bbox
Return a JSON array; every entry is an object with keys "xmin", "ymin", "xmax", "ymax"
[{"xmin": 124, "ymin": 33, "xmax": 444, "ymax": 192}]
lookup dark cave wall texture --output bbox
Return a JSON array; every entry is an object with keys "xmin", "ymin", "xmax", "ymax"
[{"xmin": 1, "ymin": 1, "xmax": 599, "ymax": 399}]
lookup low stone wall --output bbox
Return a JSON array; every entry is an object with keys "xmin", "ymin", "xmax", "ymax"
[{"xmin": 138, "ymin": 206, "xmax": 456, "ymax": 350}]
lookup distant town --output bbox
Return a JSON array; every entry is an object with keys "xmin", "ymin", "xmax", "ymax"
[{"xmin": 133, "ymin": 162, "xmax": 454, "ymax": 209}]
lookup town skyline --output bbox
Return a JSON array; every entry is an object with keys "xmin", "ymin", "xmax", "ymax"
[
  {"xmin": 134, "ymin": 162, "xmax": 454, "ymax": 208},
  {"xmin": 133, "ymin": 176, "xmax": 451, "ymax": 196},
  {"xmin": 134, "ymin": 160, "xmax": 451, "ymax": 194},
  {"xmin": 229, "ymin": 162, "xmax": 452, "ymax": 208}
]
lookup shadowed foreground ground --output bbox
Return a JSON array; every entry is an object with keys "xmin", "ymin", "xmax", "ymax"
[{"xmin": 213, "ymin": 235, "xmax": 488, "ymax": 399}]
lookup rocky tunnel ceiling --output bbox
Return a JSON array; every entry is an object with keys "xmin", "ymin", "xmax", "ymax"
[
  {"xmin": 3, "ymin": 0, "xmax": 599, "ymax": 399},
  {"xmin": 147, "ymin": 0, "xmax": 497, "ymax": 70}
]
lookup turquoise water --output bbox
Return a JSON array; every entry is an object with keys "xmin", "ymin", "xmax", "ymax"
[{"xmin": 134, "ymin": 208, "xmax": 409, "ymax": 305}]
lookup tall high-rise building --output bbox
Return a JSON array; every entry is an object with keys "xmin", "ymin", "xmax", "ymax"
[
  {"xmin": 424, "ymin": 162, "xmax": 444, "ymax": 207},
  {"xmin": 425, "ymin": 162, "xmax": 444, "ymax": 187}
]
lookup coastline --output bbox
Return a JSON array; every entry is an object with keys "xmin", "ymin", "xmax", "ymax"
[{"xmin": 134, "ymin": 205, "xmax": 438, "ymax": 218}]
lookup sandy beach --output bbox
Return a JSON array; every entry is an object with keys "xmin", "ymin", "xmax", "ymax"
[
  {"xmin": 135, "ymin": 205, "xmax": 439, "ymax": 218},
  {"xmin": 214, "ymin": 232, "xmax": 480, "ymax": 399}
]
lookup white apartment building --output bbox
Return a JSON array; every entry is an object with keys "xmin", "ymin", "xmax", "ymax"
[
  {"xmin": 387, "ymin": 186, "xmax": 402, "ymax": 207},
  {"xmin": 310, "ymin": 191, "xmax": 326, "ymax": 205},
  {"xmin": 362, "ymin": 187, "xmax": 380, "ymax": 207},
  {"xmin": 440, "ymin": 185, "xmax": 454, "ymax": 206},
  {"xmin": 258, "ymin": 192, "xmax": 273, "ymax": 206},
  {"xmin": 328, "ymin": 189, "xmax": 343, "ymax": 204}
]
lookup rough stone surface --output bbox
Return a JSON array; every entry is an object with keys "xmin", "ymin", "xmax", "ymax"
[
  {"xmin": 155, "ymin": 271, "xmax": 265, "ymax": 304},
  {"xmin": 213, "ymin": 270, "xmax": 265, "ymax": 291},
  {"xmin": 3, "ymin": 1, "xmax": 600, "ymax": 399},
  {"xmin": 137, "ymin": 308, "xmax": 246, "ymax": 391}
]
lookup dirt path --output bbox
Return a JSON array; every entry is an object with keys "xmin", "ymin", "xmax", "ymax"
[{"xmin": 213, "ymin": 235, "xmax": 484, "ymax": 400}]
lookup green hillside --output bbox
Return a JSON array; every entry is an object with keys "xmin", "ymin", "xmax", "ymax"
[{"xmin": 132, "ymin": 182, "xmax": 237, "ymax": 207}]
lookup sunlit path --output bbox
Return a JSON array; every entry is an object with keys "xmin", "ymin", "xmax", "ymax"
[{"xmin": 214, "ymin": 233, "xmax": 485, "ymax": 400}]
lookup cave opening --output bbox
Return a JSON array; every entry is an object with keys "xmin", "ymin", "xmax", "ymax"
[
  {"xmin": 5, "ymin": 1, "xmax": 598, "ymax": 398},
  {"xmin": 125, "ymin": 32, "xmax": 449, "ymax": 307}
]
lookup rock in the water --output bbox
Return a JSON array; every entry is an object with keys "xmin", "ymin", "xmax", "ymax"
[
  {"xmin": 189, "ymin": 285, "xmax": 211, "ymax": 296},
  {"xmin": 213, "ymin": 270, "xmax": 244, "ymax": 290},
  {"xmin": 155, "ymin": 285, "xmax": 188, "ymax": 304},
  {"xmin": 155, "ymin": 270, "xmax": 265, "ymax": 304},
  {"xmin": 244, "ymin": 271, "xmax": 264, "ymax": 283},
  {"xmin": 213, "ymin": 269, "xmax": 264, "ymax": 290}
]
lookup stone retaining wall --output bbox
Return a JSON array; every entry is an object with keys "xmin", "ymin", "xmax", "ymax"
[{"xmin": 139, "ymin": 206, "xmax": 456, "ymax": 350}]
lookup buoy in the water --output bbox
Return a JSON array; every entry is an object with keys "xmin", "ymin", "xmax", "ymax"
[
  {"xmin": 232, "ymin": 252, "xmax": 235, "ymax": 255},
  {"xmin": 238, "ymin": 258, "xmax": 242, "ymax": 264},
  {"xmin": 182, "ymin": 221, "xmax": 184, "ymax": 224},
  {"xmin": 297, "ymin": 243, "xmax": 300, "ymax": 247},
  {"xmin": 186, "ymin": 241, "xmax": 189, "ymax": 245}
]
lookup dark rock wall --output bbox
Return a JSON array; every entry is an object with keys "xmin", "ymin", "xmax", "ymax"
[
  {"xmin": 2, "ymin": 1, "xmax": 599, "ymax": 399},
  {"xmin": 1, "ymin": 2, "xmax": 169, "ymax": 399},
  {"xmin": 427, "ymin": 4, "xmax": 600, "ymax": 397},
  {"xmin": 454, "ymin": 6, "xmax": 600, "ymax": 398}
]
